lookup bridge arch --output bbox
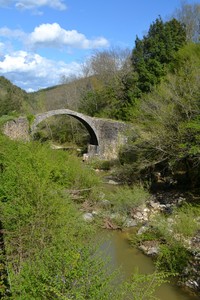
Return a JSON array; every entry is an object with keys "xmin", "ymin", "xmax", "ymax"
[
  {"xmin": 31, "ymin": 109, "xmax": 99, "ymax": 146},
  {"xmin": 3, "ymin": 111, "xmax": 129, "ymax": 159}
]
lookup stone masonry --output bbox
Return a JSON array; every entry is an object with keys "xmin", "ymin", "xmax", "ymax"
[{"xmin": 3, "ymin": 109, "xmax": 129, "ymax": 159}]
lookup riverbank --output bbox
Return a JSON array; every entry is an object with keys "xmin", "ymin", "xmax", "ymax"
[
  {"xmin": 79, "ymin": 179, "xmax": 200, "ymax": 298},
  {"xmin": 100, "ymin": 230, "xmax": 199, "ymax": 300}
]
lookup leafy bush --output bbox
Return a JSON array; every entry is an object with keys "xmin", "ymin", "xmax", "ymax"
[
  {"xmin": 0, "ymin": 136, "xmax": 104, "ymax": 299},
  {"xmin": 129, "ymin": 227, "xmax": 163, "ymax": 247},
  {"xmin": 122, "ymin": 270, "xmax": 171, "ymax": 300},
  {"xmin": 148, "ymin": 203, "xmax": 199, "ymax": 274},
  {"xmin": 172, "ymin": 204, "xmax": 200, "ymax": 238},
  {"xmin": 106, "ymin": 185, "xmax": 149, "ymax": 214},
  {"xmin": 157, "ymin": 243, "xmax": 190, "ymax": 273},
  {"xmin": 151, "ymin": 203, "xmax": 200, "ymax": 243}
]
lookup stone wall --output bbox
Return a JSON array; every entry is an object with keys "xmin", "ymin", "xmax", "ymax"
[
  {"xmin": 2, "ymin": 117, "xmax": 30, "ymax": 141},
  {"xmin": 91, "ymin": 118, "xmax": 128, "ymax": 160}
]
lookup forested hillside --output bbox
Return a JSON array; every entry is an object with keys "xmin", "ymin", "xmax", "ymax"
[{"xmin": 0, "ymin": 76, "xmax": 30, "ymax": 116}]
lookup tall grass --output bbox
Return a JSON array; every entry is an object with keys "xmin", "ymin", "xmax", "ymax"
[{"xmin": 105, "ymin": 185, "xmax": 150, "ymax": 214}]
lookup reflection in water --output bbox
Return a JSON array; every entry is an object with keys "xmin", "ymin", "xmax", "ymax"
[{"xmin": 100, "ymin": 230, "xmax": 199, "ymax": 300}]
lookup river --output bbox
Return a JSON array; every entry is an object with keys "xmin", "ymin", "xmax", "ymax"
[{"xmin": 100, "ymin": 229, "xmax": 199, "ymax": 300}]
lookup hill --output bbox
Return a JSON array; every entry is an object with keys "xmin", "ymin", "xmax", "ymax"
[
  {"xmin": 0, "ymin": 76, "xmax": 31, "ymax": 116},
  {"xmin": 0, "ymin": 75, "xmax": 89, "ymax": 116},
  {"xmin": 29, "ymin": 77, "xmax": 90, "ymax": 114}
]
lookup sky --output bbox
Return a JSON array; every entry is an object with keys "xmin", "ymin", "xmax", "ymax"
[{"xmin": 0, "ymin": 0, "xmax": 198, "ymax": 92}]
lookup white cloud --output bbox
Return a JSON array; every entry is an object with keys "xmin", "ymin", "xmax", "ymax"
[
  {"xmin": 0, "ymin": 23, "xmax": 109, "ymax": 50},
  {"xmin": 0, "ymin": 0, "xmax": 67, "ymax": 10},
  {"xmin": 0, "ymin": 23, "xmax": 110, "ymax": 91},
  {"xmin": 0, "ymin": 27, "xmax": 26, "ymax": 41},
  {"xmin": 28, "ymin": 23, "xmax": 109, "ymax": 49},
  {"xmin": 0, "ymin": 51, "xmax": 82, "ymax": 91},
  {"xmin": 0, "ymin": 42, "xmax": 5, "ymax": 53}
]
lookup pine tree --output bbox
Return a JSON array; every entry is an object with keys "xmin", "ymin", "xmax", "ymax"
[{"xmin": 131, "ymin": 17, "xmax": 186, "ymax": 93}]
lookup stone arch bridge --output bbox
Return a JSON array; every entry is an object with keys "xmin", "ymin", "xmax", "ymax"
[{"xmin": 3, "ymin": 109, "xmax": 129, "ymax": 159}]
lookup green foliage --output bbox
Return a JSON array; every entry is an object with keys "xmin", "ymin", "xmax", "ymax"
[
  {"xmin": 0, "ymin": 136, "xmax": 104, "ymax": 299},
  {"xmin": 0, "ymin": 76, "xmax": 29, "ymax": 116},
  {"xmin": 111, "ymin": 160, "xmax": 143, "ymax": 185},
  {"xmin": 0, "ymin": 234, "xmax": 11, "ymax": 299},
  {"xmin": 79, "ymin": 47, "xmax": 136, "ymax": 121},
  {"xmin": 157, "ymin": 243, "xmax": 190, "ymax": 274},
  {"xmin": 79, "ymin": 78, "xmax": 135, "ymax": 121},
  {"xmin": 80, "ymin": 17, "xmax": 186, "ymax": 122},
  {"xmin": 171, "ymin": 204, "xmax": 200, "ymax": 238},
  {"xmin": 27, "ymin": 114, "xmax": 35, "ymax": 126},
  {"xmin": 131, "ymin": 17, "xmax": 186, "ymax": 93},
  {"xmin": 89, "ymin": 158, "xmax": 119, "ymax": 171},
  {"xmin": 33, "ymin": 115, "xmax": 90, "ymax": 148},
  {"xmin": 0, "ymin": 135, "xmax": 171, "ymax": 299},
  {"xmin": 147, "ymin": 203, "xmax": 199, "ymax": 273},
  {"xmin": 151, "ymin": 203, "xmax": 200, "ymax": 242},
  {"xmin": 106, "ymin": 185, "xmax": 149, "ymax": 214},
  {"xmin": 121, "ymin": 269, "xmax": 170, "ymax": 300},
  {"xmin": 129, "ymin": 227, "xmax": 163, "ymax": 247},
  {"xmin": 79, "ymin": 89, "xmax": 108, "ymax": 117},
  {"xmin": 123, "ymin": 43, "xmax": 200, "ymax": 186}
]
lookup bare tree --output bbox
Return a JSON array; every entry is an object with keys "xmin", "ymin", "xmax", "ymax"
[
  {"xmin": 173, "ymin": 1, "xmax": 200, "ymax": 42},
  {"xmin": 81, "ymin": 47, "xmax": 132, "ymax": 84}
]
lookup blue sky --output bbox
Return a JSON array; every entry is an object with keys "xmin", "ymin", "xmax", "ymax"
[{"xmin": 0, "ymin": 0, "xmax": 198, "ymax": 92}]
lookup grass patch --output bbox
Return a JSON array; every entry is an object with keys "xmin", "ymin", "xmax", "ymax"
[{"xmin": 106, "ymin": 185, "xmax": 150, "ymax": 215}]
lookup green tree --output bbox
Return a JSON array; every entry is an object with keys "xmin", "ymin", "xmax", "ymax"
[
  {"xmin": 125, "ymin": 43, "xmax": 200, "ymax": 186},
  {"xmin": 131, "ymin": 17, "xmax": 186, "ymax": 93}
]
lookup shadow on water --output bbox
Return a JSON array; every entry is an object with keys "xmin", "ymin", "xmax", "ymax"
[{"xmin": 99, "ymin": 229, "xmax": 199, "ymax": 300}]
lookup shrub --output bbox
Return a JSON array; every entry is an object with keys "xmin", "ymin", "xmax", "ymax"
[
  {"xmin": 106, "ymin": 185, "xmax": 149, "ymax": 214},
  {"xmin": 172, "ymin": 204, "xmax": 200, "ymax": 238},
  {"xmin": 157, "ymin": 243, "xmax": 190, "ymax": 273},
  {"xmin": 151, "ymin": 203, "xmax": 200, "ymax": 244},
  {"xmin": 129, "ymin": 227, "xmax": 163, "ymax": 247}
]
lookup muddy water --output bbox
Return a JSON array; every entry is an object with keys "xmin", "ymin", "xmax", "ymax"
[{"xmin": 100, "ymin": 230, "xmax": 199, "ymax": 300}]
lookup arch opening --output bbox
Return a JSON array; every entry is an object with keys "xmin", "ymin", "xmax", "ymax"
[
  {"xmin": 32, "ymin": 111, "xmax": 99, "ymax": 151},
  {"xmin": 67, "ymin": 114, "xmax": 98, "ymax": 146}
]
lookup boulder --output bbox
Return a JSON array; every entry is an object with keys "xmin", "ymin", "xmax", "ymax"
[{"xmin": 83, "ymin": 213, "xmax": 94, "ymax": 222}]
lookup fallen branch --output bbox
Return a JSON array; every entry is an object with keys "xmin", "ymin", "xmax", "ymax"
[{"xmin": 102, "ymin": 218, "xmax": 122, "ymax": 230}]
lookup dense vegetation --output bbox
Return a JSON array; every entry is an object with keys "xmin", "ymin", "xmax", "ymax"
[
  {"xmin": 22, "ymin": 4, "xmax": 200, "ymax": 189},
  {"xmin": 0, "ymin": 135, "xmax": 170, "ymax": 299},
  {"xmin": 0, "ymin": 2, "xmax": 200, "ymax": 298},
  {"xmin": 0, "ymin": 77, "xmax": 29, "ymax": 116},
  {"xmin": 117, "ymin": 43, "xmax": 200, "ymax": 188}
]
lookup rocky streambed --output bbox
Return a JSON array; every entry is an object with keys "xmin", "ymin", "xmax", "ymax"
[{"xmin": 81, "ymin": 188, "xmax": 200, "ymax": 297}]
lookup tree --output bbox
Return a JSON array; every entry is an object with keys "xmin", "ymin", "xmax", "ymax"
[
  {"xmin": 82, "ymin": 47, "xmax": 132, "ymax": 84},
  {"xmin": 131, "ymin": 17, "xmax": 186, "ymax": 93},
  {"xmin": 126, "ymin": 43, "xmax": 200, "ymax": 187},
  {"xmin": 79, "ymin": 47, "xmax": 137, "ymax": 120},
  {"xmin": 173, "ymin": 1, "xmax": 200, "ymax": 43}
]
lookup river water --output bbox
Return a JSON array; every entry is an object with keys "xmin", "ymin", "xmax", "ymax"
[{"xmin": 100, "ymin": 230, "xmax": 199, "ymax": 300}]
